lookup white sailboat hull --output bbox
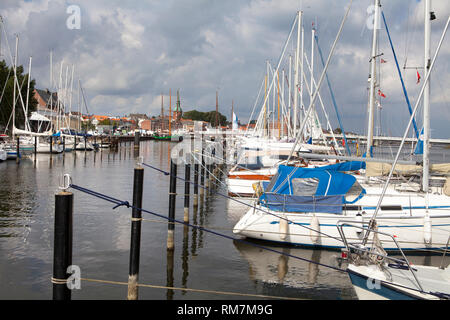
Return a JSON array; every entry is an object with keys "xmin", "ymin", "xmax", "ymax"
[{"xmin": 233, "ymin": 198, "xmax": 450, "ymax": 251}]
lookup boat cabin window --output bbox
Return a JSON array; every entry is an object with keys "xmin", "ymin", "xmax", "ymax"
[
  {"xmin": 345, "ymin": 181, "xmax": 364, "ymax": 203},
  {"xmin": 291, "ymin": 178, "xmax": 319, "ymax": 196}
]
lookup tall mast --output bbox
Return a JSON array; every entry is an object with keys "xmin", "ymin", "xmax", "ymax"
[
  {"xmin": 264, "ymin": 63, "xmax": 268, "ymax": 138},
  {"xmin": 216, "ymin": 91, "xmax": 219, "ymax": 128},
  {"xmin": 68, "ymin": 65, "xmax": 74, "ymax": 131},
  {"xmin": 25, "ymin": 56, "xmax": 32, "ymax": 132},
  {"xmin": 299, "ymin": 25, "xmax": 305, "ymax": 133},
  {"xmin": 169, "ymin": 89, "xmax": 172, "ymax": 136},
  {"xmin": 423, "ymin": 0, "xmax": 432, "ymax": 192},
  {"xmin": 161, "ymin": 93, "xmax": 164, "ymax": 132},
  {"xmin": 277, "ymin": 70, "xmax": 280, "ymax": 140},
  {"xmin": 293, "ymin": 11, "xmax": 302, "ymax": 137},
  {"xmin": 310, "ymin": 25, "xmax": 316, "ymax": 140},
  {"xmin": 12, "ymin": 35, "xmax": 18, "ymax": 138},
  {"xmin": 288, "ymin": 55, "xmax": 292, "ymax": 134},
  {"xmin": 366, "ymin": 0, "xmax": 380, "ymax": 158},
  {"xmin": 231, "ymin": 99, "xmax": 234, "ymax": 130}
]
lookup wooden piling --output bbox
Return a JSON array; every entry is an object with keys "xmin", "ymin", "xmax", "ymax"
[
  {"xmin": 34, "ymin": 136, "xmax": 37, "ymax": 157},
  {"xmin": 134, "ymin": 131, "xmax": 140, "ymax": 150},
  {"xmin": 184, "ymin": 161, "xmax": 191, "ymax": 223},
  {"xmin": 52, "ymin": 191, "xmax": 73, "ymax": 300},
  {"xmin": 199, "ymin": 150, "xmax": 205, "ymax": 200},
  {"xmin": 193, "ymin": 161, "xmax": 199, "ymax": 207},
  {"xmin": 167, "ymin": 160, "xmax": 177, "ymax": 250},
  {"xmin": 50, "ymin": 136, "xmax": 53, "ymax": 154},
  {"xmin": 16, "ymin": 137, "xmax": 20, "ymax": 164},
  {"xmin": 127, "ymin": 165, "xmax": 144, "ymax": 300}
]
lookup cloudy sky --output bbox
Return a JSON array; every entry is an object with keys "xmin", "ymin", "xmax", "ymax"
[{"xmin": 0, "ymin": 0, "xmax": 449, "ymax": 138}]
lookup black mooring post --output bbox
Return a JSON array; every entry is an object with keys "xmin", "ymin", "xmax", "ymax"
[
  {"xmin": 34, "ymin": 136, "xmax": 37, "ymax": 157},
  {"xmin": 50, "ymin": 136, "xmax": 53, "ymax": 154},
  {"xmin": 16, "ymin": 137, "xmax": 20, "ymax": 164},
  {"xmin": 184, "ymin": 160, "xmax": 191, "ymax": 223},
  {"xmin": 199, "ymin": 150, "xmax": 205, "ymax": 201},
  {"xmin": 193, "ymin": 160, "xmax": 199, "ymax": 207},
  {"xmin": 167, "ymin": 160, "xmax": 177, "ymax": 250},
  {"xmin": 84, "ymin": 136, "xmax": 87, "ymax": 152},
  {"xmin": 134, "ymin": 131, "xmax": 140, "ymax": 150},
  {"xmin": 205, "ymin": 146, "xmax": 210, "ymax": 194},
  {"xmin": 128, "ymin": 164, "xmax": 144, "ymax": 300},
  {"xmin": 52, "ymin": 191, "xmax": 74, "ymax": 300}
]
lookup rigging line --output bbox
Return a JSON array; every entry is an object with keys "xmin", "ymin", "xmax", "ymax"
[
  {"xmin": 68, "ymin": 183, "xmax": 346, "ymax": 273},
  {"xmin": 140, "ymin": 161, "xmax": 346, "ymax": 244},
  {"xmin": 381, "ymin": 10, "xmax": 419, "ymax": 139},
  {"xmin": 314, "ymin": 32, "xmax": 351, "ymax": 156},
  {"xmin": 190, "ymin": 152, "xmax": 228, "ymax": 191}
]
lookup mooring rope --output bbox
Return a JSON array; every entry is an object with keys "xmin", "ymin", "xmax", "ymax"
[
  {"xmin": 68, "ymin": 183, "xmax": 450, "ymax": 299},
  {"xmin": 68, "ymin": 183, "xmax": 346, "ymax": 273},
  {"xmin": 140, "ymin": 162, "xmax": 346, "ymax": 244},
  {"xmin": 80, "ymin": 277, "xmax": 306, "ymax": 300}
]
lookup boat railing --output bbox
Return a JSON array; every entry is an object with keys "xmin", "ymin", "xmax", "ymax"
[
  {"xmin": 336, "ymin": 220, "xmax": 424, "ymax": 292},
  {"xmin": 440, "ymin": 235, "xmax": 450, "ymax": 270}
]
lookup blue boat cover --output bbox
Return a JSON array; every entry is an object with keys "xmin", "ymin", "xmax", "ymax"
[
  {"xmin": 261, "ymin": 193, "xmax": 344, "ymax": 214},
  {"xmin": 317, "ymin": 161, "xmax": 366, "ymax": 172},
  {"xmin": 260, "ymin": 164, "xmax": 366, "ymax": 214}
]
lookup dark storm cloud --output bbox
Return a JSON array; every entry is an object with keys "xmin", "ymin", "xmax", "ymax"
[{"xmin": 0, "ymin": 0, "xmax": 448, "ymax": 137}]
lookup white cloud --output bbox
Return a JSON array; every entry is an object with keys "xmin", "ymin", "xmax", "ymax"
[{"xmin": 0, "ymin": 0, "xmax": 448, "ymax": 137}]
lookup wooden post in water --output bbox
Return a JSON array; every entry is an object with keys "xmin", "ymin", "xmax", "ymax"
[
  {"xmin": 63, "ymin": 136, "xmax": 66, "ymax": 154},
  {"xmin": 52, "ymin": 191, "xmax": 73, "ymax": 300},
  {"xmin": 193, "ymin": 159, "xmax": 199, "ymax": 207},
  {"xmin": 127, "ymin": 164, "xmax": 144, "ymax": 300},
  {"xmin": 184, "ymin": 159, "xmax": 191, "ymax": 223},
  {"xmin": 134, "ymin": 131, "xmax": 140, "ymax": 150},
  {"xmin": 16, "ymin": 136, "xmax": 20, "ymax": 164},
  {"xmin": 200, "ymin": 149, "xmax": 205, "ymax": 201},
  {"xmin": 205, "ymin": 140, "xmax": 210, "ymax": 193},
  {"xmin": 34, "ymin": 136, "xmax": 37, "ymax": 157},
  {"xmin": 50, "ymin": 136, "xmax": 53, "ymax": 155},
  {"xmin": 84, "ymin": 135, "xmax": 87, "ymax": 152},
  {"xmin": 167, "ymin": 160, "xmax": 177, "ymax": 250}
]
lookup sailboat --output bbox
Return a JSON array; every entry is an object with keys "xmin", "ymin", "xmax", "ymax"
[
  {"xmin": 339, "ymin": 218, "xmax": 450, "ymax": 300},
  {"xmin": 0, "ymin": 142, "xmax": 6, "ymax": 161},
  {"xmin": 233, "ymin": 1, "xmax": 450, "ymax": 252},
  {"xmin": 227, "ymin": 11, "xmax": 342, "ymax": 198}
]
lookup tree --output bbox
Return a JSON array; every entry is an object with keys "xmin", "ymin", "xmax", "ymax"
[
  {"xmin": 0, "ymin": 60, "xmax": 38, "ymax": 132},
  {"xmin": 182, "ymin": 110, "xmax": 227, "ymax": 126}
]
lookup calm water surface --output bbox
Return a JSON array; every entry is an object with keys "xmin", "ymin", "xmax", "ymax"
[{"xmin": 0, "ymin": 141, "xmax": 449, "ymax": 300}]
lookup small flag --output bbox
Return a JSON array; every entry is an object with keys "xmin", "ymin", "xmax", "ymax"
[
  {"xmin": 380, "ymin": 58, "xmax": 387, "ymax": 63},
  {"xmin": 416, "ymin": 70, "xmax": 421, "ymax": 84},
  {"xmin": 378, "ymin": 89, "xmax": 386, "ymax": 98},
  {"xmin": 414, "ymin": 127, "xmax": 424, "ymax": 155}
]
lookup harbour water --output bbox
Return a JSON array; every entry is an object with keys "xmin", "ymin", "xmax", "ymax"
[{"xmin": 0, "ymin": 140, "xmax": 449, "ymax": 300}]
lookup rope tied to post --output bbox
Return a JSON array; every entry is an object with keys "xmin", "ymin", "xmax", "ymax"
[
  {"xmin": 113, "ymin": 201, "xmax": 130, "ymax": 210},
  {"xmin": 67, "ymin": 182, "xmax": 346, "ymax": 273}
]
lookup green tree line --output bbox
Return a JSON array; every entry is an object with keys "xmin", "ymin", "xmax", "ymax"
[
  {"xmin": 0, "ymin": 60, "xmax": 38, "ymax": 131},
  {"xmin": 182, "ymin": 110, "xmax": 228, "ymax": 127}
]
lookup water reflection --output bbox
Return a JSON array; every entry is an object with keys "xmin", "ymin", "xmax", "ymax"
[
  {"xmin": 233, "ymin": 239, "xmax": 355, "ymax": 300},
  {"xmin": 0, "ymin": 141, "xmax": 448, "ymax": 300}
]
